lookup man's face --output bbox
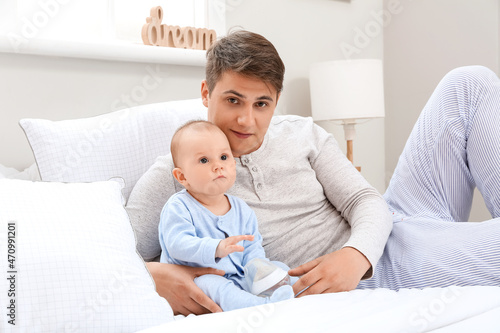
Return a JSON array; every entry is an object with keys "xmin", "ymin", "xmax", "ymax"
[{"xmin": 201, "ymin": 71, "xmax": 280, "ymax": 157}]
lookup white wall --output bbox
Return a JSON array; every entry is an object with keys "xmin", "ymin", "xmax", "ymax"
[
  {"xmin": 3, "ymin": 0, "xmax": 498, "ymax": 217},
  {"xmin": 0, "ymin": 54, "xmax": 204, "ymax": 170},
  {"xmin": 383, "ymin": 0, "xmax": 499, "ymax": 221},
  {"xmin": 1, "ymin": 0, "xmax": 387, "ymax": 193},
  {"xmin": 226, "ymin": 0, "xmax": 386, "ymax": 192}
]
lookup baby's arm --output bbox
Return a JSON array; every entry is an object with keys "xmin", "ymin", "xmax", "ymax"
[
  {"xmin": 161, "ymin": 199, "xmax": 255, "ymax": 265},
  {"xmin": 160, "ymin": 200, "xmax": 221, "ymax": 266},
  {"xmin": 215, "ymin": 235, "xmax": 254, "ymax": 258}
]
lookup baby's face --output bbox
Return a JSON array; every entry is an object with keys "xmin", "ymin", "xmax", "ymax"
[{"xmin": 177, "ymin": 129, "xmax": 236, "ymax": 198}]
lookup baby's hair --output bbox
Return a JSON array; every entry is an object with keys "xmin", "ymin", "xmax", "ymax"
[{"xmin": 170, "ymin": 120, "xmax": 223, "ymax": 167}]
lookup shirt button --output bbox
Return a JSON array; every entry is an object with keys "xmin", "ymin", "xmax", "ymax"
[
  {"xmin": 257, "ymin": 183, "xmax": 262, "ymax": 189},
  {"xmin": 252, "ymin": 167, "xmax": 258, "ymax": 172},
  {"xmin": 244, "ymin": 158, "xmax": 250, "ymax": 164}
]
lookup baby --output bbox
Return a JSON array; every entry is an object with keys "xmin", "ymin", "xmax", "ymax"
[{"xmin": 158, "ymin": 120, "xmax": 295, "ymax": 311}]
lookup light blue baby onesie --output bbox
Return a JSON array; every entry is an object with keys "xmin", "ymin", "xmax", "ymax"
[{"xmin": 159, "ymin": 189, "xmax": 294, "ymax": 311}]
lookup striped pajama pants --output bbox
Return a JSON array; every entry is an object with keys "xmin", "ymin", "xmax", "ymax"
[{"xmin": 357, "ymin": 66, "xmax": 500, "ymax": 289}]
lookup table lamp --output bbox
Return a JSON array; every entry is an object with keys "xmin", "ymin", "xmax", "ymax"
[{"xmin": 309, "ymin": 59, "xmax": 385, "ymax": 171}]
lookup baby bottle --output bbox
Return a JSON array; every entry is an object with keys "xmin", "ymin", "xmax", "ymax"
[{"xmin": 244, "ymin": 258, "xmax": 291, "ymax": 297}]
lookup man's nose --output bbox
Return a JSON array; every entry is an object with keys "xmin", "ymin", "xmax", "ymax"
[{"xmin": 237, "ymin": 106, "xmax": 255, "ymax": 127}]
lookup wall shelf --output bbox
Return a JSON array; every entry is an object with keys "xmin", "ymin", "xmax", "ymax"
[{"xmin": 0, "ymin": 37, "xmax": 207, "ymax": 66}]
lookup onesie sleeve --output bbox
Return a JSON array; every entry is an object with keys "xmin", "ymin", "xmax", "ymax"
[{"xmin": 159, "ymin": 197, "xmax": 220, "ymax": 266}]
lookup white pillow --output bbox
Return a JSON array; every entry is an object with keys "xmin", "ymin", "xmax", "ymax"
[
  {"xmin": 19, "ymin": 99, "xmax": 207, "ymax": 201},
  {"xmin": 0, "ymin": 179, "xmax": 174, "ymax": 332}
]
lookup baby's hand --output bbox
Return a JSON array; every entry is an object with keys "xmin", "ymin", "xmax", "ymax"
[{"xmin": 215, "ymin": 235, "xmax": 254, "ymax": 258}]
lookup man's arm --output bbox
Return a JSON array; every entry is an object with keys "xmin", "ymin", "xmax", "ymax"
[
  {"xmin": 290, "ymin": 122, "xmax": 392, "ymax": 295},
  {"xmin": 289, "ymin": 247, "xmax": 370, "ymax": 296},
  {"xmin": 146, "ymin": 262, "xmax": 224, "ymax": 315},
  {"xmin": 126, "ymin": 155, "xmax": 179, "ymax": 260}
]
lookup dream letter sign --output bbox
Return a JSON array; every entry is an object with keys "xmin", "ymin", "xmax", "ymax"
[{"xmin": 142, "ymin": 6, "xmax": 217, "ymax": 50}]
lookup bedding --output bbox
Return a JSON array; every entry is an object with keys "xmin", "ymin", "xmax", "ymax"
[
  {"xmin": 139, "ymin": 286, "xmax": 500, "ymax": 332},
  {"xmin": 0, "ymin": 163, "xmax": 40, "ymax": 180},
  {"xmin": 0, "ymin": 179, "xmax": 173, "ymax": 332},
  {"xmin": 3, "ymin": 98, "xmax": 500, "ymax": 332},
  {"xmin": 19, "ymin": 98, "xmax": 207, "ymax": 201}
]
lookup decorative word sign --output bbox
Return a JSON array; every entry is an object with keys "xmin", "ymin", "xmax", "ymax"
[{"xmin": 142, "ymin": 6, "xmax": 217, "ymax": 50}]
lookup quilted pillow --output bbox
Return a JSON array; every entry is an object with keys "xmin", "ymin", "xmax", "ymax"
[
  {"xmin": 19, "ymin": 99, "xmax": 207, "ymax": 201},
  {"xmin": 0, "ymin": 179, "xmax": 174, "ymax": 332}
]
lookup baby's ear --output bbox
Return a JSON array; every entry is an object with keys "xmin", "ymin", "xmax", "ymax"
[{"xmin": 172, "ymin": 168, "xmax": 187, "ymax": 185}]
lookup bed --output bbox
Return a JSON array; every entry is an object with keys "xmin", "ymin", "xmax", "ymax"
[{"xmin": 1, "ymin": 98, "xmax": 500, "ymax": 332}]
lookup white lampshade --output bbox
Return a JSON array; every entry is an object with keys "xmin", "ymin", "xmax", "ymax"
[{"xmin": 309, "ymin": 59, "xmax": 385, "ymax": 122}]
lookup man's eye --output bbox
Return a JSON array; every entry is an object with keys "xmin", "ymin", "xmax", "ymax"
[
  {"xmin": 221, "ymin": 155, "xmax": 227, "ymax": 161},
  {"xmin": 256, "ymin": 101, "xmax": 268, "ymax": 108},
  {"xmin": 228, "ymin": 98, "xmax": 238, "ymax": 104},
  {"xmin": 200, "ymin": 158, "xmax": 208, "ymax": 164}
]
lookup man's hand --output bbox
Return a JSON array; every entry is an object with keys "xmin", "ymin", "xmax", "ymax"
[
  {"xmin": 146, "ymin": 262, "xmax": 224, "ymax": 315},
  {"xmin": 288, "ymin": 247, "xmax": 371, "ymax": 297},
  {"xmin": 215, "ymin": 235, "xmax": 254, "ymax": 258}
]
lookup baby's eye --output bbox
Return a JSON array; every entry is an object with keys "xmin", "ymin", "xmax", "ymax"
[
  {"xmin": 200, "ymin": 157, "xmax": 208, "ymax": 164},
  {"xmin": 221, "ymin": 154, "xmax": 227, "ymax": 161}
]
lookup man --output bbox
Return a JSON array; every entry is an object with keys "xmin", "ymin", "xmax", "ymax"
[
  {"xmin": 127, "ymin": 30, "xmax": 391, "ymax": 314},
  {"xmin": 127, "ymin": 30, "xmax": 500, "ymax": 315}
]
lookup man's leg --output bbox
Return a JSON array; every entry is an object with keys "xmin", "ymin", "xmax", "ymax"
[
  {"xmin": 357, "ymin": 218, "xmax": 500, "ymax": 290},
  {"xmin": 384, "ymin": 66, "xmax": 500, "ymax": 221},
  {"xmin": 358, "ymin": 66, "xmax": 500, "ymax": 290}
]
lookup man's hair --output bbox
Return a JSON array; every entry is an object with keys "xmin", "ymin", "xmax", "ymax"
[
  {"xmin": 205, "ymin": 30, "xmax": 285, "ymax": 96},
  {"xmin": 170, "ymin": 120, "xmax": 222, "ymax": 167}
]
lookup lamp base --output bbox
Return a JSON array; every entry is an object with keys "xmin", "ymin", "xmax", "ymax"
[{"xmin": 346, "ymin": 139, "xmax": 361, "ymax": 172}]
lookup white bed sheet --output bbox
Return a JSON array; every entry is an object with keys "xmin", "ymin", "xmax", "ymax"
[
  {"xmin": 3, "ymin": 166, "xmax": 498, "ymax": 332},
  {"xmin": 0, "ymin": 163, "xmax": 40, "ymax": 180},
  {"xmin": 137, "ymin": 286, "xmax": 500, "ymax": 333}
]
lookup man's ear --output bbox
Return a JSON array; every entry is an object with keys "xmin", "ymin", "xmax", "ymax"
[
  {"xmin": 201, "ymin": 80, "xmax": 209, "ymax": 107},
  {"xmin": 172, "ymin": 167, "xmax": 187, "ymax": 186}
]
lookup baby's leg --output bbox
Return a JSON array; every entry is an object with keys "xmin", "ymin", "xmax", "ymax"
[{"xmin": 195, "ymin": 274, "xmax": 294, "ymax": 312}]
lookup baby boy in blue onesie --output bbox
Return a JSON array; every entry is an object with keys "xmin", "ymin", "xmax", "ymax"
[{"xmin": 158, "ymin": 120, "xmax": 295, "ymax": 311}]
